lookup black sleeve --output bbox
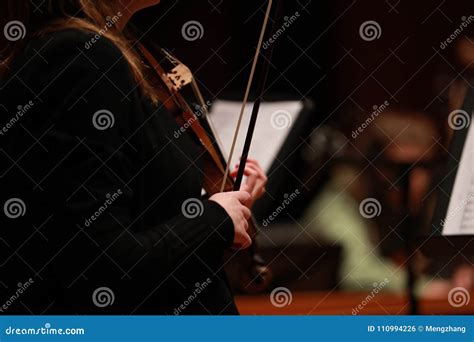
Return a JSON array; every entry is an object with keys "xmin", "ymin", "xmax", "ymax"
[{"xmin": 2, "ymin": 29, "xmax": 234, "ymax": 274}]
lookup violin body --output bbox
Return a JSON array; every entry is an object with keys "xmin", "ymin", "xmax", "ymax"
[{"xmin": 138, "ymin": 43, "xmax": 272, "ymax": 294}]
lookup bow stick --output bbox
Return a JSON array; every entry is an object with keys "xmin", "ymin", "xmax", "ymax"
[{"xmin": 220, "ymin": 0, "xmax": 282, "ymax": 192}]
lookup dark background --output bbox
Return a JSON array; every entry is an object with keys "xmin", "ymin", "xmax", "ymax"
[
  {"xmin": 134, "ymin": 0, "xmax": 474, "ymax": 232},
  {"xmin": 135, "ymin": 0, "xmax": 473, "ymax": 131}
]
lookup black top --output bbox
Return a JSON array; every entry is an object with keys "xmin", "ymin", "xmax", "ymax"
[{"xmin": 0, "ymin": 29, "xmax": 237, "ymax": 314}]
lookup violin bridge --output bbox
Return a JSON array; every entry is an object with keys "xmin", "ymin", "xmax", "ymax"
[{"xmin": 166, "ymin": 64, "xmax": 193, "ymax": 91}]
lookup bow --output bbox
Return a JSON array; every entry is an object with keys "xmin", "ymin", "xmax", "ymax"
[
  {"xmin": 221, "ymin": 0, "xmax": 282, "ymax": 191},
  {"xmin": 139, "ymin": 0, "xmax": 283, "ymax": 292}
]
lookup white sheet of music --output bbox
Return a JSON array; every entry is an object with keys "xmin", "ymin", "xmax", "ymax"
[
  {"xmin": 443, "ymin": 121, "xmax": 474, "ymax": 235},
  {"xmin": 209, "ymin": 100, "xmax": 303, "ymax": 173}
]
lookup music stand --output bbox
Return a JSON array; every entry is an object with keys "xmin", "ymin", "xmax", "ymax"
[{"xmin": 420, "ymin": 87, "xmax": 474, "ymax": 257}]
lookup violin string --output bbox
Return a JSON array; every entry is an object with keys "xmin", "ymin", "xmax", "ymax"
[
  {"xmin": 161, "ymin": 48, "xmax": 179, "ymax": 66},
  {"xmin": 190, "ymin": 78, "xmax": 226, "ymax": 152},
  {"xmin": 161, "ymin": 46, "xmax": 226, "ymax": 151},
  {"xmin": 219, "ymin": 0, "xmax": 274, "ymax": 192}
]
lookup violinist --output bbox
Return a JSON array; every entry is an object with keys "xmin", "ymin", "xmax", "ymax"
[{"xmin": 0, "ymin": 0, "xmax": 268, "ymax": 314}]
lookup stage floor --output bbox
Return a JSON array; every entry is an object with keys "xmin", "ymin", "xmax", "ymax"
[{"xmin": 236, "ymin": 291, "xmax": 474, "ymax": 315}]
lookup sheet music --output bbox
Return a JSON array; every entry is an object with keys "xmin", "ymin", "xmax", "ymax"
[
  {"xmin": 443, "ymin": 120, "xmax": 474, "ymax": 235},
  {"xmin": 209, "ymin": 100, "xmax": 303, "ymax": 173}
]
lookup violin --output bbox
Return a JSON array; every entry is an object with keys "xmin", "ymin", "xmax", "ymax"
[
  {"xmin": 136, "ymin": 44, "xmax": 271, "ymax": 293},
  {"xmin": 136, "ymin": 0, "xmax": 280, "ymax": 293}
]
